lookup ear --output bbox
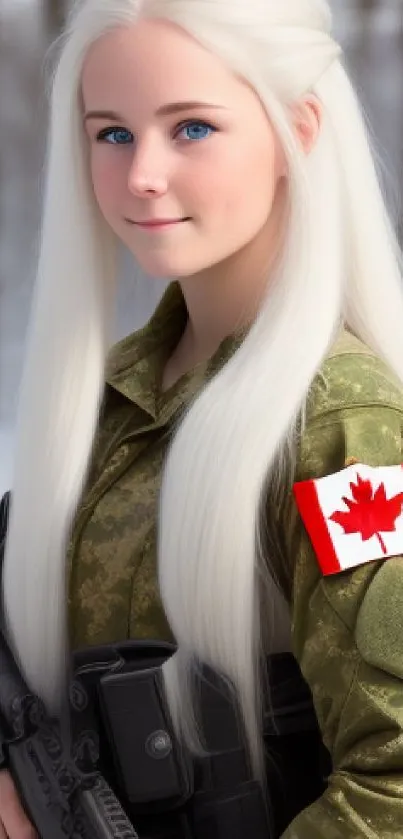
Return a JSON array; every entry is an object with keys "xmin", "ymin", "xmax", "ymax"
[{"xmin": 291, "ymin": 94, "xmax": 322, "ymax": 156}]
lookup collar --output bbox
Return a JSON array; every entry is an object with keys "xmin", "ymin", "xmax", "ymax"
[
  {"xmin": 106, "ymin": 281, "xmax": 247, "ymax": 420},
  {"xmin": 106, "ymin": 282, "xmax": 187, "ymax": 417}
]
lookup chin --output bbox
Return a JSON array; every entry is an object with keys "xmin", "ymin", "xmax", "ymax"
[
  {"xmin": 134, "ymin": 261, "xmax": 184, "ymax": 279},
  {"xmin": 133, "ymin": 252, "xmax": 206, "ymax": 280}
]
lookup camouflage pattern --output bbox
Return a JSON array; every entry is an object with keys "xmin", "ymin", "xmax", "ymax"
[
  {"xmin": 68, "ymin": 283, "xmax": 403, "ymax": 837},
  {"xmin": 281, "ymin": 332, "xmax": 403, "ymax": 838},
  {"xmin": 67, "ymin": 282, "xmax": 245, "ymax": 648}
]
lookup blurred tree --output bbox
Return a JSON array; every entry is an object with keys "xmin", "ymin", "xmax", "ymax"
[
  {"xmin": 357, "ymin": 0, "xmax": 377, "ymax": 11},
  {"xmin": 43, "ymin": 0, "xmax": 66, "ymax": 33}
]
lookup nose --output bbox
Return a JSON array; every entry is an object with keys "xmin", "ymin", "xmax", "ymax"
[{"xmin": 127, "ymin": 135, "xmax": 169, "ymax": 197}]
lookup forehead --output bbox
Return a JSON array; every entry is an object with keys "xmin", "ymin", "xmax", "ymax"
[{"xmin": 81, "ymin": 18, "xmax": 247, "ymax": 109}]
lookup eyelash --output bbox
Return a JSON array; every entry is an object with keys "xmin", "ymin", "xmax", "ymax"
[{"xmin": 95, "ymin": 119, "xmax": 219, "ymax": 145}]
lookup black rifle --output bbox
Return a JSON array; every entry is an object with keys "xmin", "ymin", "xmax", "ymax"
[
  {"xmin": 0, "ymin": 490, "xmax": 139, "ymax": 838},
  {"xmin": 0, "ymin": 624, "xmax": 140, "ymax": 839}
]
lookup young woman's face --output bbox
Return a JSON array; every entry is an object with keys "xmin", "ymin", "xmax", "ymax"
[{"xmin": 81, "ymin": 18, "xmax": 286, "ymax": 279}]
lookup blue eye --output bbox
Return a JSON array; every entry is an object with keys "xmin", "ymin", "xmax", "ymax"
[
  {"xmin": 96, "ymin": 119, "xmax": 217, "ymax": 146},
  {"xmin": 96, "ymin": 127, "xmax": 133, "ymax": 144},
  {"xmin": 175, "ymin": 120, "xmax": 217, "ymax": 142}
]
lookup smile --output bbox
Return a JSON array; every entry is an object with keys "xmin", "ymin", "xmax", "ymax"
[{"xmin": 127, "ymin": 218, "xmax": 191, "ymax": 230}]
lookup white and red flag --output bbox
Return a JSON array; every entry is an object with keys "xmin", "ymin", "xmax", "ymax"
[{"xmin": 293, "ymin": 463, "xmax": 403, "ymax": 575}]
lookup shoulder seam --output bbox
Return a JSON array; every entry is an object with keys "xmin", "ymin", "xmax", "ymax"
[{"xmin": 307, "ymin": 401, "xmax": 403, "ymax": 427}]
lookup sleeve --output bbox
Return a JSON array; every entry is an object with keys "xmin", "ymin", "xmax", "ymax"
[{"xmin": 280, "ymin": 400, "xmax": 403, "ymax": 839}]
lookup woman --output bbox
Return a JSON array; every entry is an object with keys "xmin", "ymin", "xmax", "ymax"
[{"xmin": 2, "ymin": 0, "xmax": 403, "ymax": 836}]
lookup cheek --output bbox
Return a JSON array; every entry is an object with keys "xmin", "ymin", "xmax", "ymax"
[
  {"xmin": 204, "ymin": 143, "xmax": 282, "ymax": 232},
  {"xmin": 90, "ymin": 152, "xmax": 126, "ymax": 218}
]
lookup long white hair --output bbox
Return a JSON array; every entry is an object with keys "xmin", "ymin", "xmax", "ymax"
[{"xmin": 3, "ymin": 0, "xmax": 403, "ymax": 780}]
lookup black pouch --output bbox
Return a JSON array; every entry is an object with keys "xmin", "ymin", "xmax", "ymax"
[
  {"xmin": 70, "ymin": 644, "xmax": 330, "ymax": 839},
  {"xmin": 188, "ymin": 663, "xmax": 272, "ymax": 839},
  {"xmin": 70, "ymin": 640, "xmax": 194, "ymax": 815},
  {"xmin": 71, "ymin": 644, "xmax": 272, "ymax": 838},
  {"xmin": 261, "ymin": 653, "xmax": 332, "ymax": 836},
  {"xmin": 188, "ymin": 655, "xmax": 330, "ymax": 839}
]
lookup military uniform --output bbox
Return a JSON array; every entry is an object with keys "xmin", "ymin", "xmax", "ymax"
[{"xmin": 68, "ymin": 281, "xmax": 403, "ymax": 838}]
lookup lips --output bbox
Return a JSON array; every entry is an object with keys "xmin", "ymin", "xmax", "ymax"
[
  {"xmin": 136, "ymin": 220, "xmax": 182, "ymax": 227},
  {"xmin": 127, "ymin": 217, "xmax": 191, "ymax": 226}
]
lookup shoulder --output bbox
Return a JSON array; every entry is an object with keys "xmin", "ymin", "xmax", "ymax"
[
  {"xmin": 306, "ymin": 327, "xmax": 403, "ymax": 424},
  {"xmin": 292, "ymin": 332, "xmax": 403, "ymax": 646},
  {"xmin": 291, "ymin": 334, "xmax": 403, "ymax": 686},
  {"xmin": 296, "ymin": 329, "xmax": 403, "ymax": 484}
]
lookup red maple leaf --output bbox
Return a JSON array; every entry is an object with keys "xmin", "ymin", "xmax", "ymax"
[{"xmin": 329, "ymin": 472, "xmax": 403, "ymax": 554}]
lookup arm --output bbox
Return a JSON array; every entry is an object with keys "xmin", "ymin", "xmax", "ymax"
[{"xmin": 281, "ymin": 400, "xmax": 403, "ymax": 839}]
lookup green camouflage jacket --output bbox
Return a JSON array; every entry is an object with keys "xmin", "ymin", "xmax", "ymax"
[{"xmin": 68, "ymin": 282, "xmax": 403, "ymax": 838}]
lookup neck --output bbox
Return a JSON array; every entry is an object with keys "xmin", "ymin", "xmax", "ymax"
[{"xmin": 177, "ymin": 181, "xmax": 288, "ymax": 367}]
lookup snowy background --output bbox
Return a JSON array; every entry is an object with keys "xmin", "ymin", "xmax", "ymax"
[{"xmin": 1, "ymin": 0, "xmax": 403, "ymax": 494}]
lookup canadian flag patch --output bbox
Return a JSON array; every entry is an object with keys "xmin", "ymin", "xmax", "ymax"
[{"xmin": 293, "ymin": 463, "xmax": 403, "ymax": 575}]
